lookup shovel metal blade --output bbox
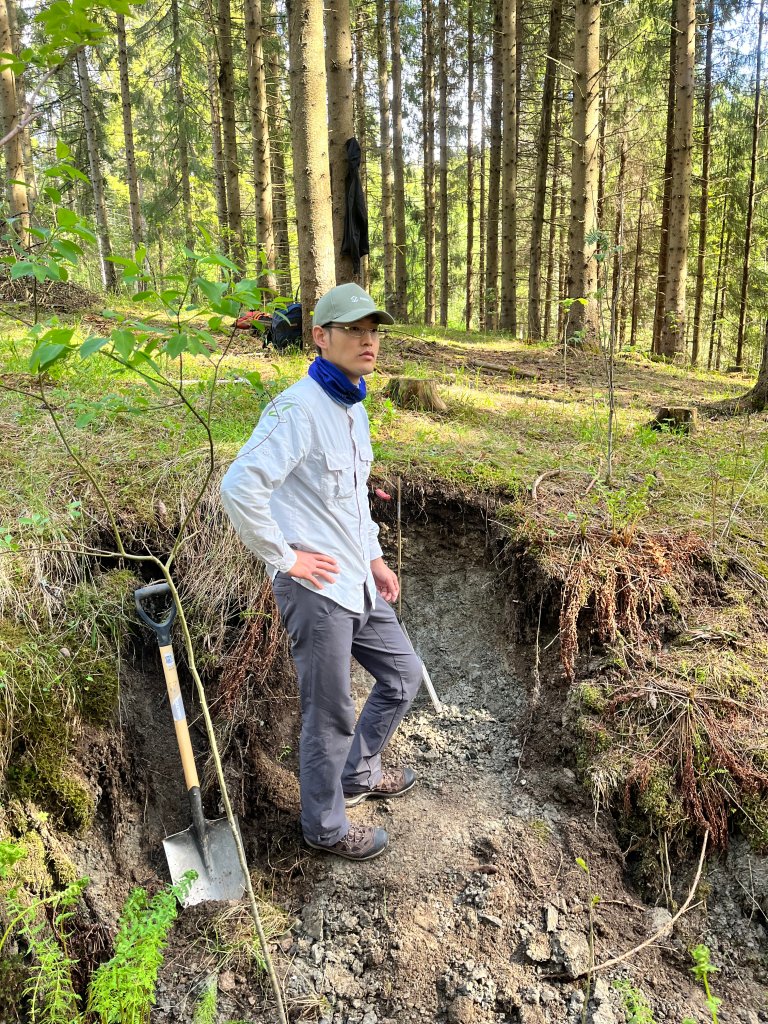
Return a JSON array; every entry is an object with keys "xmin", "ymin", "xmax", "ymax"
[{"xmin": 163, "ymin": 816, "xmax": 246, "ymax": 906}]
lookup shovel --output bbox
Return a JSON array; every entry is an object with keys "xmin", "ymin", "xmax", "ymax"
[
  {"xmin": 375, "ymin": 479, "xmax": 443, "ymax": 713},
  {"xmin": 134, "ymin": 582, "xmax": 246, "ymax": 906}
]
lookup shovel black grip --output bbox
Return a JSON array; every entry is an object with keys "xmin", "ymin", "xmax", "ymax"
[{"xmin": 135, "ymin": 581, "xmax": 178, "ymax": 645}]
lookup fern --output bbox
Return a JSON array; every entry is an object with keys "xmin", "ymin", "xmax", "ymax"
[{"xmin": 88, "ymin": 872, "xmax": 194, "ymax": 1024}]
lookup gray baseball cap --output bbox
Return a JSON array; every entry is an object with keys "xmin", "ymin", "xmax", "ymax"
[{"xmin": 312, "ymin": 283, "xmax": 395, "ymax": 327}]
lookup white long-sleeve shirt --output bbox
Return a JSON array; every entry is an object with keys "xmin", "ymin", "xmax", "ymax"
[{"xmin": 220, "ymin": 375, "xmax": 383, "ymax": 612}]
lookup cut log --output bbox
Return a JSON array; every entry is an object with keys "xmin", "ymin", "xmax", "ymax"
[
  {"xmin": 383, "ymin": 376, "xmax": 447, "ymax": 412},
  {"xmin": 648, "ymin": 406, "xmax": 697, "ymax": 433}
]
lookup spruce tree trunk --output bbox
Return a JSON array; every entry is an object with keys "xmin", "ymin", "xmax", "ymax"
[
  {"xmin": 629, "ymin": 185, "xmax": 644, "ymax": 348},
  {"xmin": 652, "ymin": 15, "xmax": 677, "ymax": 355},
  {"xmin": 565, "ymin": 0, "xmax": 601, "ymax": 348},
  {"xmin": 116, "ymin": 14, "xmax": 143, "ymax": 260},
  {"xmin": 0, "ymin": 0, "xmax": 28, "ymax": 246},
  {"xmin": 499, "ymin": 0, "xmax": 517, "ymax": 332},
  {"xmin": 543, "ymin": 89, "xmax": 561, "ymax": 342},
  {"xmin": 485, "ymin": 0, "xmax": 503, "ymax": 330},
  {"xmin": 390, "ymin": 0, "xmax": 408, "ymax": 318},
  {"xmin": 437, "ymin": 0, "xmax": 449, "ymax": 325},
  {"xmin": 7, "ymin": 0, "xmax": 35, "ymax": 203},
  {"xmin": 464, "ymin": 2, "xmax": 475, "ymax": 331},
  {"xmin": 207, "ymin": 47, "xmax": 229, "ymax": 254},
  {"xmin": 376, "ymin": 0, "xmax": 396, "ymax": 310},
  {"xmin": 264, "ymin": 6, "xmax": 293, "ymax": 294},
  {"xmin": 660, "ymin": 0, "xmax": 696, "ymax": 360},
  {"xmin": 691, "ymin": 0, "xmax": 715, "ymax": 366},
  {"xmin": 287, "ymin": 0, "xmax": 335, "ymax": 345},
  {"xmin": 325, "ymin": 0, "xmax": 356, "ymax": 285},
  {"xmin": 353, "ymin": 7, "xmax": 369, "ymax": 289},
  {"xmin": 597, "ymin": 35, "xmax": 609, "ymax": 225},
  {"xmin": 478, "ymin": 29, "xmax": 487, "ymax": 331},
  {"xmin": 735, "ymin": 0, "xmax": 764, "ymax": 369},
  {"xmin": 610, "ymin": 135, "xmax": 627, "ymax": 342},
  {"xmin": 421, "ymin": 0, "xmax": 436, "ymax": 324},
  {"xmin": 245, "ymin": 0, "xmax": 276, "ymax": 289},
  {"xmin": 708, "ymin": 159, "xmax": 730, "ymax": 369},
  {"xmin": 217, "ymin": 0, "xmax": 246, "ymax": 272},
  {"xmin": 527, "ymin": 0, "xmax": 562, "ymax": 339},
  {"xmin": 171, "ymin": 0, "xmax": 194, "ymax": 253},
  {"xmin": 75, "ymin": 49, "xmax": 116, "ymax": 291},
  {"xmin": 715, "ymin": 228, "xmax": 730, "ymax": 371}
]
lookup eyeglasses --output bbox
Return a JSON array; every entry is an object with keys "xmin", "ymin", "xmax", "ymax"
[{"xmin": 325, "ymin": 323, "xmax": 384, "ymax": 341}]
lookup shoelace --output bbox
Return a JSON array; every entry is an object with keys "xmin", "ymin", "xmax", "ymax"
[{"xmin": 343, "ymin": 824, "xmax": 370, "ymax": 845}]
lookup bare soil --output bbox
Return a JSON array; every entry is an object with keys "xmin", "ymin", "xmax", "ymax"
[{"xmin": 51, "ymin": 497, "xmax": 768, "ymax": 1024}]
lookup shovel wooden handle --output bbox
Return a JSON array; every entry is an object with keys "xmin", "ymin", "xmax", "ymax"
[{"xmin": 158, "ymin": 643, "xmax": 200, "ymax": 792}]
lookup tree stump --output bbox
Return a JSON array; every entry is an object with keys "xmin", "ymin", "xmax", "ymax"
[
  {"xmin": 648, "ymin": 407, "xmax": 697, "ymax": 434},
  {"xmin": 383, "ymin": 377, "xmax": 447, "ymax": 412}
]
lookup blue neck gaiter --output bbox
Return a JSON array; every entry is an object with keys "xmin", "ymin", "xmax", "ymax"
[{"xmin": 308, "ymin": 356, "xmax": 367, "ymax": 406}]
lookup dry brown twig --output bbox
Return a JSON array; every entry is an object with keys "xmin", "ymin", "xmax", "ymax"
[{"xmin": 572, "ymin": 830, "xmax": 709, "ymax": 978}]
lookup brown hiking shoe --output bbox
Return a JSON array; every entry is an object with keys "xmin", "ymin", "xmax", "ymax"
[
  {"xmin": 305, "ymin": 824, "xmax": 389, "ymax": 861},
  {"xmin": 344, "ymin": 766, "xmax": 416, "ymax": 807}
]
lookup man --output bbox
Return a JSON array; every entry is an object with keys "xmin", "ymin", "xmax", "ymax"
[{"xmin": 220, "ymin": 283, "xmax": 422, "ymax": 862}]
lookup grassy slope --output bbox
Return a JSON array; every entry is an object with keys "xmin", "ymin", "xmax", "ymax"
[{"xmin": 2, "ymin": 311, "xmax": 768, "ymax": 850}]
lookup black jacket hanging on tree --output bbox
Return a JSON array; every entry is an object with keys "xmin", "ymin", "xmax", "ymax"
[{"xmin": 341, "ymin": 137, "xmax": 369, "ymax": 274}]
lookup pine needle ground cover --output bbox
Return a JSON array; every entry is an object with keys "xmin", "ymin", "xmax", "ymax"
[{"xmin": 1, "ymin": 317, "xmax": 767, "ymax": 858}]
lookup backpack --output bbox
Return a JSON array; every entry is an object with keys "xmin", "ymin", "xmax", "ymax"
[
  {"xmin": 234, "ymin": 310, "xmax": 272, "ymax": 333},
  {"xmin": 268, "ymin": 302, "xmax": 303, "ymax": 352}
]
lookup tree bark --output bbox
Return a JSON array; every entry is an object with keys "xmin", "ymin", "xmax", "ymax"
[
  {"xmin": 708, "ymin": 155, "xmax": 730, "ymax": 370},
  {"xmin": 565, "ymin": 0, "xmax": 601, "ymax": 347},
  {"xmin": 478, "ymin": 26, "xmax": 487, "ymax": 331},
  {"xmin": 390, "ymin": 0, "xmax": 408, "ymax": 318},
  {"xmin": 171, "ymin": 0, "xmax": 194, "ymax": 254},
  {"xmin": 543, "ymin": 87, "xmax": 561, "ymax": 342},
  {"xmin": 325, "ymin": 0, "xmax": 356, "ymax": 285},
  {"xmin": 735, "ymin": 0, "xmax": 764, "ymax": 368},
  {"xmin": 652, "ymin": 14, "xmax": 678, "ymax": 355},
  {"xmin": 287, "ymin": 0, "xmax": 335, "ymax": 345},
  {"xmin": 437, "ymin": 0, "xmax": 449, "ymax": 325},
  {"xmin": 629, "ymin": 184, "xmax": 644, "ymax": 348},
  {"xmin": 464, "ymin": 2, "xmax": 475, "ymax": 331},
  {"xmin": 245, "ymin": 0, "xmax": 276, "ymax": 289},
  {"xmin": 217, "ymin": 0, "xmax": 246, "ymax": 272},
  {"xmin": 207, "ymin": 46, "xmax": 229, "ymax": 254},
  {"xmin": 0, "ymin": 0, "xmax": 28, "ymax": 246},
  {"xmin": 499, "ymin": 0, "xmax": 517, "ymax": 332},
  {"xmin": 659, "ymin": 0, "xmax": 696, "ymax": 360},
  {"xmin": 75, "ymin": 49, "xmax": 116, "ymax": 291},
  {"xmin": 528, "ymin": 0, "xmax": 562, "ymax": 339},
  {"xmin": 376, "ymin": 0, "xmax": 396, "ymax": 310},
  {"xmin": 116, "ymin": 14, "xmax": 143, "ymax": 261},
  {"xmin": 264, "ymin": 0, "xmax": 293, "ymax": 294},
  {"xmin": 484, "ymin": 0, "xmax": 503, "ymax": 330},
  {"xmin": 690, "ymin": 0, "xmax": 715, "ymax": 366},
  {"xmin": 354, "ymin": 5, "xmax": 369, "ymax": 289},
  {"xmin": 422, "ymin": 0, "xmax": 436, "ymax": 324},
  {"xmin": 7, "ymin": 0, "xmax": 35, "ymax": 203}
]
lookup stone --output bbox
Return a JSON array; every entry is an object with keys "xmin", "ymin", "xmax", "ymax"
[
  {"xmin": 524, "ymin": 932, "xmax": 552, "ymax": 964},
  {"xmin": 646, "ymin": 906, "xmax": 673, "ymax": 937},
  {"xmin": 302, "ymin": 905, "xmax": 324, "ymax": 941},
  {"xmin": 218, "ymin": 971, "xmax": 237, "ymax": 993},
  {"xmin": 545, "ymin": 904, "xmax": 559, "ymax": 932},
  {"xmin": 551, "ymin": 930, "xmax": 591, "ymax": 979},
  {"xmin": 477, "ymin": 912, "xmax": 503, "ymax": 928},
  {"xmin": 447, "ymin": 995, "xmax": 477, "ymax": 1023}
]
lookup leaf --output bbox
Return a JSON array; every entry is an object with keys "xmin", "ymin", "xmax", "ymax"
[
  {"xmin": 43, "ymin": 186, "xmax": 62, "ymax": 204},
  {"xmin": 70, "ymin": 224, "xmax": 97, "ymax": 244},
  {"xmin": 9, "ymin": 261, "xmax": 35, "ymax": 279},
  {"xmin": 55, "ymin": 207, "xmax": 78, "ymax": 228},
  {"xmin": 79, "ymin": 336, "xmax": 109, "ymax": 358},
  {"xmin": 52, "ymin": 239, "xmax": 82, "ymax": 264},
  {"xmin": 196, "ymin": 278, "xmax": 227, "ymax": 305},
  {"xmin": 30, "ymin": 342, "xmax": 71, "ymax": 371},
  {"xmin": 165, "ymin": 334, "xmax": 189, "ymax": 358},
  {"xmin": 132, "ymin": 290, "xmax": 158, "ymax": 303},
  {"xmin": 56, "ymin": 139, "xmax": 71, "ymax": 160},
  {"xmin": 575, "ymin": 856, "xmax": 589, "ymax": 873},
  {"xmin": 244, "ymin": 370, "xmax": 263, "ymax": 390},
  {"xmin": 112, "ymin": 329, "xmax": 137, "ymax": 360}
]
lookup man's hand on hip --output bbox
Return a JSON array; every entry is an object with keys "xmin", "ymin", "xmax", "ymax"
[
  {"xmin": 288, "ymin": 550, "xmax": 340, "ymax": 589},
  {"xmin": 371, "ymin": 557, "xmax": 399, "ymax": 603}
]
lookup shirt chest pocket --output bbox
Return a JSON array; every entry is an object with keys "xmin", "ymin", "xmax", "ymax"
[{"xmin": 321, "ymin": 450, "xmax": 356, "ymax": 503}]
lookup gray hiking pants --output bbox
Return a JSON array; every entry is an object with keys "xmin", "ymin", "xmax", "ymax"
[{"xmin": 272, "ymin": 574, "xmax": 423, "ymax": 845}]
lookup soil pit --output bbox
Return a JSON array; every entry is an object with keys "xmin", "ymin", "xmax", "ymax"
[{"xmin": 50, "ymin": 502, "xmax": 768, "ymax": 1022}]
